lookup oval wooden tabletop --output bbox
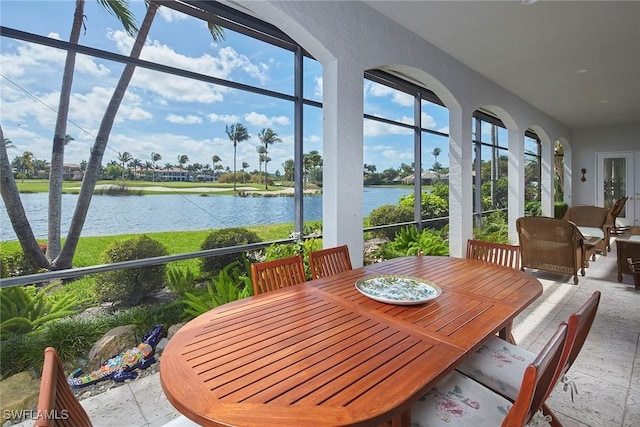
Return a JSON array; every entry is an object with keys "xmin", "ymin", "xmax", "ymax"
[{"xmin": 160, "ymin": 256, "xmax": 542, "ymax": 427}]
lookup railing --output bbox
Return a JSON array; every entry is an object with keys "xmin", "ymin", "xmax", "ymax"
[
  {"xmin": 2, "ymin": 215, "xmax": 458, "ymax": 289},
  {"xmin": 0, "ymin": 239, "xmax": 294, "ymax": 289}
]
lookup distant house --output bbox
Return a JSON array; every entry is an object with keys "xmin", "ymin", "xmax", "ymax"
[
  {"xmin": 401, "ymin": 171, "xmax": 449, "ymax": 185},
  {"xmin": 154, "ymin": 167, "xmax": 192, "ymax": 182},
  {"xmin": 63, "ymin": 164, "xmax": 83, "ymax": 180}
]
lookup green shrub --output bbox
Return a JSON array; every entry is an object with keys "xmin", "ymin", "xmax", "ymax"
[
  {"xmin": 524, "ymin": 201, "xmax": 568, "ymax": 219},
  {"xmin": 200, "ymin": 228, "xmax": 261, "ymax": 277},
  {"xmin": 0, "ymin": 283, "xmax": 82, "ymax": 339},
  {"xmin": 525, "ymin": 201, "xmax": 542, "ymax": 217},
  {"xmin": 166, "ymin": 267, "xmax": 198, "ymax": 297},
  {"xmin": 95, "ymin": 235, "xmax": 168, "ymax": 306},
  {"xmin": 368, "ymin": 204, "xmax": 414, "ymax": 240},
  {"xmin": 182, "ymin": 262, "xmax": 252, "ymax": 319},
  {"xmin": 0, "ymin": 246, "xmax": 46, "ymax": 278},
  {"xmin": 474, "ymin": 211, "xmax": 509, "ymax": 243},
  {"xmin": 262, "ymin": 238, "xmax": 321, "ymax": 279},
  {"xmin": 376, "ymin": 226, "xmax": 449, "ymax": 259},
  {"xmin": 399, "ymin": 192, "xmax": 449, "ymax": 219},
  {"xmin": 554, "ymin": 202, "xmax": 568, "ymax": 219}
]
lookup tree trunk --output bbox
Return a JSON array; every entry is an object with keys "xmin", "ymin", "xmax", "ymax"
[
  {"xmin": 0, "ymin": 126, "xmax": 49, "ymax": 269},
  {"xmin": 55, "ymin": 1, "xmax": 160, "ymax": 269},
  {"xmin": 47, "ymin": 0, "xmax": 84, "ymax": 261}
]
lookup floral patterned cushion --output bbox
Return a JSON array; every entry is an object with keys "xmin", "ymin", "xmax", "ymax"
[
  {"xmin": 456, "ymin": 335, "xmax": 535, "ymax": 400},
  {"xmin": 411, "ymin": 370, "xmax": 511, "ymax": 426}
]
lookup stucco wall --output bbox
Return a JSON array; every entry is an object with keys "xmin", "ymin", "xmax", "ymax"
[{"xmin": 571, "ymin": 123, "xmax": 640, "ymax": 206}]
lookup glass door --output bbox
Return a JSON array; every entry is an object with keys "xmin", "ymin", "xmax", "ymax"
[{"xmin": 596, "ymin": 151, "xmax": 638, "ymax": 228}]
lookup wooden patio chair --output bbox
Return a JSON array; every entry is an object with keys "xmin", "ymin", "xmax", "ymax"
[
  {"xmin": 250, "ymin": 255, "xmax": 306, "ymax": 295},
  {"xmin": 610, "ymin": 196, "xmax": 629, "ymax": 235},
  {"xmin": 34, "ymin": 348, "xmax": 202, "ymax": 427},
  {"xmin": 34, "ymin": 347, "xmax": 93, "ymax": 427},
  {"xmin": 456, "ymin": 291, "xmax": 601, "ymax": 427},
  {"xmin": 411, "ymin": 323, "xmax": 569, "ymax": 427},
  {"xmin": 466, "ymin": 239, "xmax": 521, "ymax": 271},
  {"xmin": 466, "ymin": 239, "xmax": 521, "ymax": 343},
  {"xmin": 309, "ymin": 245, "xmax": 353, "ymax": 279}
]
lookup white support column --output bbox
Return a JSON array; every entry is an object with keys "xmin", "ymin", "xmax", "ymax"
[
  {"xmin": 322, "ymin": 59, "xmax": 364, "ymax": 267},
  {"xmin": 448, "ymin": 105, "xmax": 474, "ymax": 257},
  {"xmin": 508, "ymin": 129, "xmax": 525, "ymax": 244}
]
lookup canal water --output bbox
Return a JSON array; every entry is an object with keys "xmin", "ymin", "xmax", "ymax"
[{"xmin": 0, "ymin": 187, "xmax": 412, "ymax": 241}]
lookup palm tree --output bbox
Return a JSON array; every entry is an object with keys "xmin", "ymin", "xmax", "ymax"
[
  {"xmin": 4, "ymin": 2, "xmax": 227, "ymax": 270},
  {"xmin": 282, "ymin": 159, "xmax": 294, "ymax": 183},
  {"xmin": 118, "ymin": 151, "xmax": 132, "ymax": 182},
  {"xmin": 0, "ymin": 126, "xmax": 49, "ymax": 268},
  {"xmin": 241, "ymin": 161, "xmax": 250, "ymax": 184},
  {"xmin": 130, "ymin": 158, "xmax": 142, "ymax": 180},
  {"xmin": 257, "ymin": 128, "xmax": 282, "ymax": 189},
  {"xmin": 178, "ymin": 154, "xmax": 189, "ymax": 181},
  {"xmin": 79, "ymin": 159, "xmax": 87, "ymax": 180},
  {"xmin": 1, "ymin": 137, "xmax": 15, "ymax": 150},
  {"xmin": 151, "ymin": 151, "xmax": 162, "ymax": 181},
  {"xmin": 47, "ymin": 0, "xmax": 137, "ymax": 261},
  {"xmin": 225, "ymin": 123, "xmax": 250, "ymax": 190},
  {"xmin": 256, "ymin": 146, "xmax": 266, "ymax": 180},
  {"xmin": 211, "ymin": 154, "xmax": 221, "ymax": 180}
]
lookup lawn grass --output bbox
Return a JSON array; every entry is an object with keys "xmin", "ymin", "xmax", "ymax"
[
  {"xmin": 0, "ymin": 222, "xmax": 313, "ymax": 268},
  {"xmin": 14, "ymin": 179, "xmax": 294, "ymax": 196}
]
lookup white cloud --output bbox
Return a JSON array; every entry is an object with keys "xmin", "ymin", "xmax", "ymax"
[
  {"xmin": 208, "ymin": 113, "xmax": 240, "ymax": 124},
  {"xmin": 244, "ymin": 112, "xmax": 290, "ymax": 128},
  {"xmin": 0, "ymin": 39, "xmax": 110, "ymax": 79},
  {"xmin": 166, "ymin": 114, "xmax": 203, "ymax": 124},
  {"xmin": 366, "ymin": 80, "xmax": 414, "ymax": 107},
  {"xmin": 158, "ymin": 7, "xmax": 190, "ymax": 23},
  {"xmin": 314, "ymin": 77, "xmax": 323, "ymax": 98},
  {"xmin": 421, "ymin": 112, "xmax": 437, "ymax": 128},
  {"xmin": 364, "ymin": 119, "xmax": 412, "ymax": 137}
]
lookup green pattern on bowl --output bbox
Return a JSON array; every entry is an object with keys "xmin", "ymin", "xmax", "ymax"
[{"xmin": 355, "ymin": 275, "xmax": 442, "ymax": 305}]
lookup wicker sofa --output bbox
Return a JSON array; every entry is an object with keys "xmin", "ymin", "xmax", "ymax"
[
  {"xmin": 563, "ymin": 205, "xmax": 613, "ymax": 255},
  {"xmin": 517, "ymin": 216, "xmax": 586, "ymax": 284}
]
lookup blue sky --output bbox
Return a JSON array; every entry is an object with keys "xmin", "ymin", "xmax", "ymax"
[{"xmin": 1, "ymin": 0, "xmax": 451, "ymax": 175}]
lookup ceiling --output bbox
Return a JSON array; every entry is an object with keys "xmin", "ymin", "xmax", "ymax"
[{"xmin": 365, "ymin": 1, "xmax": 640, "ymax": 130}]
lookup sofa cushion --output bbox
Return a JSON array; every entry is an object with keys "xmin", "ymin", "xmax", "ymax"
[{"xmin": 577, "ymin": 226, "xmax": 604, "ymax": 240}]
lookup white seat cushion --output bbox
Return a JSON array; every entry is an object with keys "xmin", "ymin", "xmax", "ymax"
[
  {"xmin": 455, "ymin": 335, "xmax": 535, "ymax": 400},
  {"xmin": 411, "ymin": 370, "xmax": 511, "ymax": 426},
  {"xmin": 577, "ymin": 226, "xmax": 604, "ymax": 240}
]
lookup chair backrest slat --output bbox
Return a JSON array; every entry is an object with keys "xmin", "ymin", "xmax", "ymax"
[
  {"xmin": 466, "ymin": 239, "xmax": 521, "ymax": 271},
  {"xmin": 560, "ymin": 291, "xmax": 601, "ymax": 379},
  {"xmin": 502, "ymin": 323, "xmax": 569, "ymax": 426},
  {"xmin": 251, "ymin": 255, "xmax": 306, "ymax": 295},
  {"xmin": 309, "ymin": 245, "xmax": 353, "ymax": 279},
  {"xmin": 35, "ymin": 347, "xmax": 93, "ymax": 427}
]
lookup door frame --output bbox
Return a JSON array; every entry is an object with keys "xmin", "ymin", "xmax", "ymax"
[{"xmin": 595, "ymin": 151, "xmax": 638, "ymax": 228}]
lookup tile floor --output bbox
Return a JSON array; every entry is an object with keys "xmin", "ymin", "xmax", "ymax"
[{"xmin": 14, "ymin": 243, "xmax": 640, "ymax": 427}]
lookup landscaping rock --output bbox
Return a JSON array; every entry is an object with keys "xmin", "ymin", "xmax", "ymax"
[
  {"xmin": 155, "ymin": 337, "xmax": 169, "ymax": 354},
  {"xmin": 167, "ymin": 322, "xmax": 186, "ymax": 339},
  {"xmin": 87, "ymin": 324, "xmax": 137, "ymax": 370},
  {"xmin": 0, "ymin": 372, "xmax": 39, "ymax": 422}
]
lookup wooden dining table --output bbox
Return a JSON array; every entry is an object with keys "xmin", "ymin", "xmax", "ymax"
[{"xmin": 160, "ymin": 255, "xmax": 542, "ymax": 427}]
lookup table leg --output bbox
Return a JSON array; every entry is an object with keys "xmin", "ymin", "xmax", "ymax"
[
  {"xmin": 379, "ymin": 408, "xmax": 411, "ymax": 427},
  {"xmin": 499, "ymin": 321, "xmax": 516, "ymax": 345}
]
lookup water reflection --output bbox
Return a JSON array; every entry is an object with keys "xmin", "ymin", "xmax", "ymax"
[{"xmin": 0, "ymin": 187, "xmax": 412, "ymax": 241}]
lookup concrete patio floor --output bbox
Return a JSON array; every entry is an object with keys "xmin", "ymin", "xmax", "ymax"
[{"xmin": 16, "ymin": 242, "xmax": 639, "ymax": 427}]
